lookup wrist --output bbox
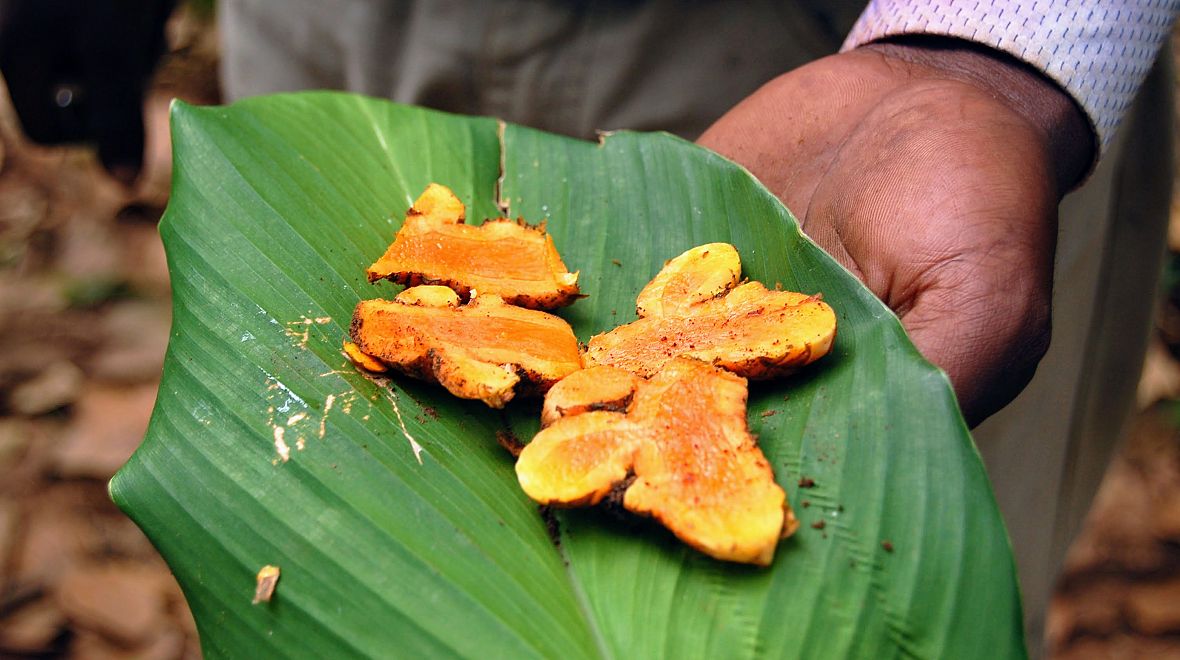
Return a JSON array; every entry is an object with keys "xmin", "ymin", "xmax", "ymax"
[{"xmin": 859, "ymin": 36, "xmax": 1094, "ymax": 193}]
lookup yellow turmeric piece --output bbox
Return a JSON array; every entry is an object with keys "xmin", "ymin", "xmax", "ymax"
[
  {"xmin": 539, "ymin": 365, "xmax": 639, "ymax": 428},
  {"xmin": 584, "ymin": 243, "xmax": 837, "ymax": 379},
  {"xmin": 517, "ymin": 358, "xmax": 796, "ymax": 566},
  {"xmin": 342, "ymin": 340, "xmax": 388, "ymax": 373},
  {"xmin": 366, "ymin": 184, "xmax": 581, "ymax": 309},
  {"xmin": 349, "ymin": 285, "xmax": 582, "ymax": 408}
]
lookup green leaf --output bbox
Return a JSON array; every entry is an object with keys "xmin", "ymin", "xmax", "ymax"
[{"xmin": 111, "ymin": 93, "xmax": 1025, "ymax": 659}]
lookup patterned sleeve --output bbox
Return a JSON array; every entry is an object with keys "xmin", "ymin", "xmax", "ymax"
[{"xmin": 843, "ymin": 1, "xmax": 1180, "ymax": 153}]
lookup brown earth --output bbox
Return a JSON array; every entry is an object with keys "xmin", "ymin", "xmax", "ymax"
[{"xmin": 0, "ymin": 6, "xmax": 215, "ymax": 657}]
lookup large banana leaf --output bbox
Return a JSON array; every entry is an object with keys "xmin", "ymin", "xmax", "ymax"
[{"xmin": 111, "ymin": 93, "xmax": 1025, "ymax": 658}]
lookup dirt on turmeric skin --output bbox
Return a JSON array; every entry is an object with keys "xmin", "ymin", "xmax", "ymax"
[
  {"xmin": 584, "ymin": 243, "xmax": 837, "ymax": 379},
  {"xmin": 350, "ymin": 285, "xmax": 583, "ymax": 408},
  {"xmin": 516, "ymin": 358, "xmax": 793, "ymax": 566},
  {"xmin": 365, "ymin": 183, "xmax": 581, "ymax": 309}
]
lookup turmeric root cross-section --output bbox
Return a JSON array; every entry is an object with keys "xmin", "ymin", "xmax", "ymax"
[
  {"xmin": 366, "ymin": 183, "xmax": 581, "ymax": 309},
  {"xmin": 349, "ymin": 286, "xmax": 582, "ymax": 408},
  {"xmin": 516, "ymin": 358, "xmax": 796, "ymax": 566},
  {"xmin": 585, "ymin": 243, "xmax": 837, "ymax": 379}
]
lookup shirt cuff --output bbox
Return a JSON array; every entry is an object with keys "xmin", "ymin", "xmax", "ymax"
[{"xmin": 842, "ymin": 0, "xmax": 1179, "ymax": 155}]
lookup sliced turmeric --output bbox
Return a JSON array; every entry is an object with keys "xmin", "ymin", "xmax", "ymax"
[
  {"xmin": 349, "ymin": 285, "xmax": 582, "ymax": 408},
  {"xmin": 540, "ymin": 366, "xmax": 639, "ymax": 428},
  {"xmin": 342, "ymin": 340, "xmax": 388, "ymax": 373},
  {"xmin": 366, "ymin": 184, "xmax": 581, "ymax": 309},
  {"xmin": 516, "ymin": 357, "xmax": 796, "ymax": 566},
  {"xmin": 585, "ymin": 243, "xmax": 837, "ymax": 379},
  {"xmin": 635, "ymin": 242, "xmax": 742, "ymax": 317}
]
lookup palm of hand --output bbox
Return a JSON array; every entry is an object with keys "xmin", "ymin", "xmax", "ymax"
[{"xmin": 700, "ymin": 49, "xmax": 1068, "ymax": 425}]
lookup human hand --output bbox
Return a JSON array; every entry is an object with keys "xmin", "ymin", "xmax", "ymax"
[{"xmin": 698, "ymin": 38, "xmax": 1092, "ymax": 426}]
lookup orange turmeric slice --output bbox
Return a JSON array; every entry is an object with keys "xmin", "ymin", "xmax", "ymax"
[
  {"xmin": 516, "ymin": 358, "xmax": 796, "ymax": 565},
  {"xmin": 366, "ymin": 184, "xmax": 581, "ymax": 309},
  {"xmin": 636, "ymin": 242, "xmax": 742, "ymax": 317},
  {"xmin": 585, "ymin": 243, "xmax": 836, "ymax": 379},
  {"xmin": 342, "ymin": 340, "xmax": 388, "ymax": 373},
  {"xmin": 539, "ymin": 366, "xmax": 640, "ymax": 428},
  {"xmin": 350, "ymin": 285, "xmax": 583, "ymax": 407}
]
